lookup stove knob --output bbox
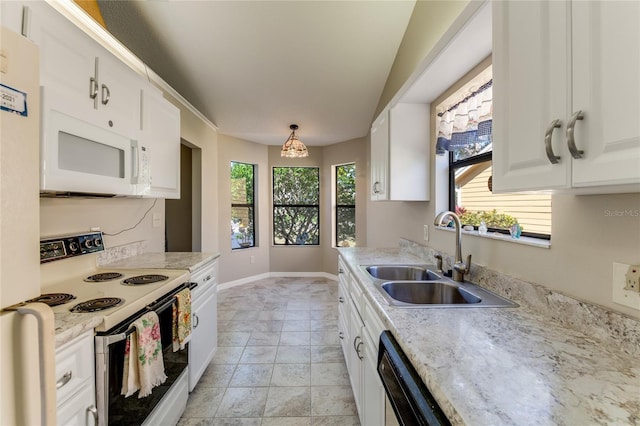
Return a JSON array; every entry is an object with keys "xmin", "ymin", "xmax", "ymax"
[
  {"xmin": 94, "ymin": 238, "xmax": 102, "ymax": 247},
  {"xmin": 68, "ymin": 242, "xmax": 79, "ymax": 252},
  {"xmin": 84, "ymin": 239, "xmax": 93, "ymax": 249}
]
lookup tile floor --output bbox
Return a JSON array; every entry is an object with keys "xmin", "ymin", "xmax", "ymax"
[{"xmin": 178, "ymin": 277, "xmax": 360, "ymax": 426}]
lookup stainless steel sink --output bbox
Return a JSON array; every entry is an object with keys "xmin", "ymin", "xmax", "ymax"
[
  {"xmin": 365, "ymin": 265, "xmax": 441, "ymax": 281},
  {"xmin": 361, "ymin": 264, "xmax": 518, "ymax": 308},
  {"xmin": 382, "ymin": 281, "xmax": 481, "ymax": 305}
]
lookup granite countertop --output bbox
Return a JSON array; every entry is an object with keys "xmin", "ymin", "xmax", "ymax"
[
  {"xmin": 54, "ymin": 252, "xmax": 218, "ymax": 347},
  {"xmin": 104, "ymin": 252, "xmax": 220, "ymax": 272},
  {"xmin": 338, "ymin": 247, "xmax": 640, "ymax": 425}
]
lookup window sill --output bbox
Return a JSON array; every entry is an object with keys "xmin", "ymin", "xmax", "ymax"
[{"xmin": 435, "ymin": 226, "xmax": 551, "ymax": 249}]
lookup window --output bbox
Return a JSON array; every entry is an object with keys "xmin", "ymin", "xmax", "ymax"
[
  {"xmin": 273, "ymin": 167, "xmax": 320, "ymax": 245},
  {"xmin": 231, "ymin": 161, "xmax": 255, "ymax": 249},
  {"xmin": 335, "ymin": 163, "xmax": 356, "ymax": 247},
  {"xmin": 436, "ymin": 65, "xmax": 552, "ymax": 239}
]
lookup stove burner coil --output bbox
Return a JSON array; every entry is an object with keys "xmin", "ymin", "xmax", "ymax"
[
  {"xmin": 84, "ymin": 272, "xmax": 124, "ymax": 282},
  {"xmin": 27, "ymin": 293, "xmax": 76, "ymax": 307},
  {"xmin": 122, "ymin": 274, "xmax": 169, "ymax": 286},
  {"xmin": 70, "ymin": 297, "xmax": 124, "ymax": 313}
]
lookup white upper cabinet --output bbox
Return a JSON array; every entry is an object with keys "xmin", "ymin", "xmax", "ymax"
[
  {"xmin": 141, "ymin": 84, "xmax": 181, "ymax": 199},
  {"xmin": 370, "ymin": 103, "xmax": 430, "ymax": 201},
  {"xmin": 492, "ymin": 0, "xmax": 640, "ymax": 194},
  {"xmin": 28, "ymin": 2, "xmax": 141, "ymax": 138},
  {"xmin": 370, "ymin": 109, "xmax": 389, "ymax": 200}
]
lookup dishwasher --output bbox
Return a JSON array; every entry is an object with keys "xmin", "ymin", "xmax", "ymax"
[
  {"xmin": 188, "ymin": 259, "xmax": 218, "ymax": 391},
  {"xmin": 378, "ymin": 331, "xmax": 450, "ymax": 426}
]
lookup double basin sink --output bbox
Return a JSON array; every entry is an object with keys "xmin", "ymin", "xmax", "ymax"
[{"xmin": 363, "ymin": 265, "xmax": 517, "ymax": 308}]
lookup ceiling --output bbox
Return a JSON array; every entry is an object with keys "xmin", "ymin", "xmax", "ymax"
[{"xmin": 97, "ymin": 1, "xmax": 416, "ymax": 146}]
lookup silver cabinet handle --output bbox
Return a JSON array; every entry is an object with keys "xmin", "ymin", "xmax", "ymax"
[
  {"xmin": 338, "ymin": 331, "xmax": 344, "ymax": 340},
  {"xmin": 192, "ymin": 313, "xmax": 199, "ymax": 329},
  {"xmin": 338, "ymin": 296, "xmax": 344, "ymax": 303},
  {"xmin": 567, "ymin": 110, "xmax": 585, "ymax": 159},
  {"xmin": 353, "ymin": 336, "xmax": 361, "ymax": 354},
  {"xmin": 355, "ymin": 340, "xmax": 364, "ymax": 360},
  {"xmin": 373, "ymin": 181, "xmax": 380, "ymax": 194},
  {"xmin": 89, "ymin": 77, "xmax": 98, "ymax": 100},
  {"xmin": 338, "ymin": 268, "xmax": 344, "ymax": 274},
  {"xmin": 101, "ymin": 84, "xmax": 110, "ymax": 105},
  {"xmin": 544, "ymin": 119, "xmax": 562, "ymax": 164},
  {"xmin": 86, "ymin": 405, "xmax": 98, "ymax": 425},
  {"xmin": 56, "ymin": 370, "xmax": 72, "ymax": 389},
  {"xmin": 205, "ymin": 275, "xmax": 212, "ymax": 282}
]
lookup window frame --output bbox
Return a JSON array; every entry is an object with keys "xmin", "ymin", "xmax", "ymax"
[
  {"xmin": 334, "ymin": 162, "xmax": 356, "ymax": 247},
  {"xmin": 272, "ymin": 166, "xmax": 320, "ymax": 246},
  {"xmin": 230, "ymin": 161, "xmax": 256, "ymax": 250},
  {"xmin": 448, "ymin": 152, "xmax": 551, "ymax": 240}
]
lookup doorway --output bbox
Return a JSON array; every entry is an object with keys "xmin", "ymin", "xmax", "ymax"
[{"xmin": 166, "ymin": 141, "xmax": 202, "ymax": 251}]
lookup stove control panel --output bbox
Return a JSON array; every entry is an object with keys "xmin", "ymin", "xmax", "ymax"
[{"xmin": 40, "ymin": 231, "xmax": 104, "ymax": 263}]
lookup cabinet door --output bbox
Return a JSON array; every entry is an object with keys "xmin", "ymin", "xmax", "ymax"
[
  {"xmin": 95, "ymin": 46, "xmax": 143, "ymax": 136},
  {"xmin": 362, "ymin": 331, "xmax": 385, "ymax": 426},
  {"xmin": 29, "ymin": 2, "xmax": 96, "ymax": 112},
  {"xmin": 388, "ymin": 103, "xmax": 430, "ymax": 201},
  {"xmin": 492, "ymin": 0, "xmax": 571, "ymax": 192},
  {"xmin": 347, "ymin": 299, "xmax": 364, "ymax": 419},
  {"xmin": 370, "ymin": 110, "xmax": 389, "ymax": 200},
  {"xmin": 142, "ymin": 86, "xmax": 181, "ymax": 199},
  {"xmin": 570, "ymin": 0, "xmax": 640, "ymax": 189},
  {"xmin": 189, "ymin": 285, "xmax": 218, "ymax": 391}
]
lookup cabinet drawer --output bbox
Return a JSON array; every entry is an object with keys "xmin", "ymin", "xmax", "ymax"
[
  {"xmin": 55, "ymin": 331, "xmax": 94, "ymax": 405},
  {"xmin": 56, "ymin": 382, "xmax": 97, "ymax": 426}
]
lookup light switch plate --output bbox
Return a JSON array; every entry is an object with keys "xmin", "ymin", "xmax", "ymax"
[
  {"xmin": 612, "ymin": 262, "xmax": 640, "ymax": 311},
  {"xmin": 423, "ymin": 225, "xmax": 429, "ymax": 241},
  {"xmin": 152, "ymin": 212, "xmax": 162, "ymax": 228}
]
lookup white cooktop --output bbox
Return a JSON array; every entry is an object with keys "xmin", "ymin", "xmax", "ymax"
[{"xmin": 42, "ymin": 268, "xmax": 190, "ymax": 331}]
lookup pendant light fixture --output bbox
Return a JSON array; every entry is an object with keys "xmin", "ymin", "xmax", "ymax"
[{"xmin": 280, "ymin": 124, "xmax": 309, "ymax": 158}]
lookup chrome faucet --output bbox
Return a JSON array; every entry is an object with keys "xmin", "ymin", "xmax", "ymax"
[{"xmin": 434, "ymin": 211, "xmax": 472, "ymax": 282}]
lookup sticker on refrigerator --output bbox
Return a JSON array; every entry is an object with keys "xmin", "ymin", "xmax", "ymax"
[{"xmin": 0, "ymin": 83, "xmax": 28, "ymax": 116}]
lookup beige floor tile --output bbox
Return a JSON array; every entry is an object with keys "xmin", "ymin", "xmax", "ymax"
[
  {"xmin": 310, "ymin": 386, "xmax": 357, "ymax": 417},
  {"xmin": 217, "ymin": 332, "xmax": 251, "ymax": 347},
  {"xmin": 216, "ymin": 387, "xmax": 269, "ymax": 418},
  {"xmin": 310, "ymin": 363, "xmax": 350, "ymax": 386},
  {"xmin": 182, "ymin": 387, "xmax": 225, "ymax": 417},
  {"xmin": 239, "ymin": 346, "xmax": 278, "ymax": 363},
  {"xmin": 229, "ymin": 364, "xmax": 274, "ymax": 387},
  {"xmin": 263, "ymin": 387, "xmax": 311, "ymax": 417},
  {"xmin": 275, "ymin": 346, "xmax": 310, "ymax": 364},
  {"xmin": 310, "ymin": 346, "xmax": 344, "ymax": 363},
  {"xmin": 197, "ymin": 363, "xmax": 237, "ymax": 388},
  {"xmin": 271, "ymin": 363, "xmax": 310, "ymax": 387},
  {"xmin": 279, "ymin": 331, "xmax": 311, "ymax": 346},
  {"xmin": 211, "ymin": 346, "xmax": 244, "ymax": 365},
  {"xmin": 247, "ymin": 331, "xmax": 280, "ymax": 346}
]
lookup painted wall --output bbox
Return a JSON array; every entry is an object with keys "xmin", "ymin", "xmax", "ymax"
[
  {"xmin": 217, "ymin": 134, "xmax": 270, "ymax": 284},
  {"xmin": 321, "ymin": 137, "xmax": 368, "ymax": 274},
  {"xmin": 366, "ymin": 1, "xmax": 640, "ymax": 319},
  {"xmin": 268, "ymin": 145, "xmax": 325, "ymax": 273}
]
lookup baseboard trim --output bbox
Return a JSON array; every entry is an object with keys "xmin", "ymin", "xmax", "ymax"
[{"xmin": 219, "ymin": 272, "xmax": 338, "ymax": 291}]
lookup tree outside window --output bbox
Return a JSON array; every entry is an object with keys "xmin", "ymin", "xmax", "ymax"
[
  {"xmin": 231, "ymin": 162, "xmax": 255, "ymax": 249},
  {"xmin": 273, "ymin": 167, "xmax": 319, "ymax": 245},
  {"xmin": 336, "ymin": 163, "xmax": 356, "ymax": 247}
]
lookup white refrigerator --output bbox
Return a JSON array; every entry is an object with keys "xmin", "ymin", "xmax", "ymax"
[{"xmin": 0, "ymin": 26, "xmax": 56, "ymax": 425}]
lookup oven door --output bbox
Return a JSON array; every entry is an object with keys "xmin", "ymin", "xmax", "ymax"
[
  {"xmin": 95, "ymin": 285, "xmax": 189, "ymax": 426},
  {"xmin": 377, "ymin": 331, "xmax": 450, "ymax": 426}
]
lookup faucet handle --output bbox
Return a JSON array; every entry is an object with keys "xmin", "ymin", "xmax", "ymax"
[
  {"xmin": 434, "ymin": 253, "xmax": 443, "ymax": 273},
  {"xmin": 453, "ymin": 254, "xmax": 472, "ymax": 281}
]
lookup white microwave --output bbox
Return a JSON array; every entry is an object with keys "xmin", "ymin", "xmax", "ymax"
[{"xmin": 40, "ymin": 88, "xmax": 150, "ymax": 197}]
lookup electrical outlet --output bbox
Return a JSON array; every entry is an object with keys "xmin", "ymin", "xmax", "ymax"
[
  {"xmin": 152, "ymin": 212, "xmax": 162, "ymax": 228},
  {"xmin": 612, "ymin": 262, "xmax": 640, "ymax": 311},
  {"xmin": 624, "ymin": 265, "xmax": 640, "ymax": 292},
  {"xmin": 423, "ymin": 225, "xmax": 429, "ymax": 241}
]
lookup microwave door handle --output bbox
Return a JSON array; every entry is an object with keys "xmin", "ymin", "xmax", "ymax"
[{"xmin": 131, "ymin": 141, "xmax": 140, "ymax": 184}]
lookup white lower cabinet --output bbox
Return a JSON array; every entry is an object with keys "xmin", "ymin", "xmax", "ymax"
[
  {"xmin": 188, "ymin": 260, "xmax": 218, "ymax": 391},
  {"xmin": 56, "ymin": 330, "xmax": 97, "ymax": 426},
  {"xmin": 338, "ymin": 256, "xmax": 386, "ymax": 426}
]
